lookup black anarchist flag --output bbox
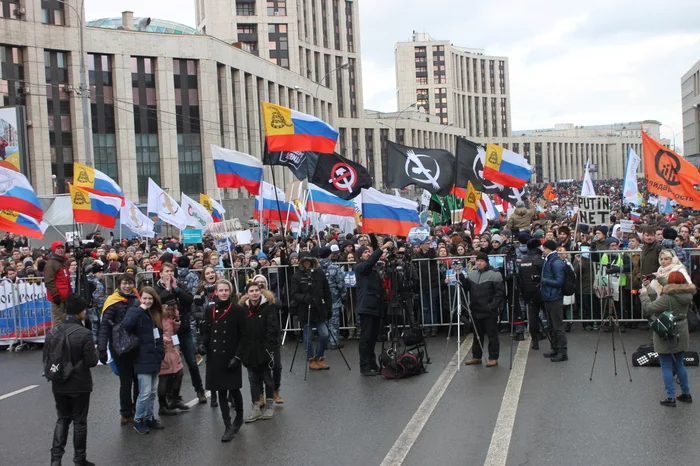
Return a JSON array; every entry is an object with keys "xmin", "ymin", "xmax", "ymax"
[
  {"xmin": 310, "ymin": 153, "xmax": 372, "ymax": 200},
  {"xmin": 385, "ymin": 141, "xmax": 455, "ymax": 196}
]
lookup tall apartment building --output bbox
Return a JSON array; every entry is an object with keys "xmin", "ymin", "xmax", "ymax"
[
  {"xmin": 395, "ymin": 32, "xmax": 511, "ymax": 138},
  {"xmin": 681, "ymin": 59, "xmax": 700, "ymax": 161}
]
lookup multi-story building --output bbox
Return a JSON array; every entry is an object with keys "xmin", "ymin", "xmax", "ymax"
[
  {"xmin": 395, "ymin": 32, "xmax": 511, "ymax": 138},
  {"xmin": 682, "ymin": 60, "xmax": 700, "ymax": 162}
]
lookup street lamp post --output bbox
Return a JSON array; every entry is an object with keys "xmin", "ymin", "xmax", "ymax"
[
  {"xmin": 315, "ymin": 62, "xmax": 349, "ymax": 99},
  {"xmin": 57, "ymin": 0, "xmax": 92, "ymax": 167},
  {"xmin": 660, "ymin": 124, "xmax": 683, "ymax": 152}
]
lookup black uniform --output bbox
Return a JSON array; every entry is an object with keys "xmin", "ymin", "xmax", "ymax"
[{"xmin": 516, "ymin": 248, "xmax": 545, "ymax": 339}]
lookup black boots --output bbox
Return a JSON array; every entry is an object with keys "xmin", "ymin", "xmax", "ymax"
[
  {"xmin": 551, "ymin": 350, "xmax": 568, "ymax": 362},
  {"xmin": 531, "ymin": 338, "xmax": 539, "ymax": 350},
  {"xmin": 221, "ymin": 421, "xmax": 236, "ymax": 442},
  {"xmin": 660, "ymin": 398, "xmax": 676, "ymax": 407},
  {"xmin": 159, "ymin": 398, "xmax": 177, "ymax": 416},
  {"xmin": 543, "ymin": 350, "xmax": 557, "ymax": 358},
  {"xmin": 233, "ymin": 411, "xmax": 244, "ymax": 434}
]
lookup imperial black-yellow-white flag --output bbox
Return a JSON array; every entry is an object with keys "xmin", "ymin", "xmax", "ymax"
[{"xmin": 385, "ymin": 141, "xmax": 455, "ymax": 196}]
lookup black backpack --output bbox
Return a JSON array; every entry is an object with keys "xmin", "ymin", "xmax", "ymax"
[
  {"xmin": 562, "ymin": 261, "xmax": 576, "ymax": 297},
  {"xmin": 43, "ymin": 326, "xmax": 81, "ymax": 383},
  {"xmin": 379, "ymin": 348, "xmax": 426, "ymax": 379}
]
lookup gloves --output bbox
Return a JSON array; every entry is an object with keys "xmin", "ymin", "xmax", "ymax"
[
  {"xmin": 197, "ymin": 344, "xmax": 207, "ymax": 356},
  {"xmin": 228, "ymin": 356, "xmax": 241, "ymax": 371},
  {"xmin": 608, "ymin": 266, "xmax": 621, "ymax": 274},
  {"xmin": 99, "ymin": 351, "xmax": 108, "ymax": 365},
  {"xmin": 304, "ymin": 295, "xmax": 314, "ymax": 305},
  {"xmin": 52, "ymin": 296, "xmax": 61, "ymax": 305}
]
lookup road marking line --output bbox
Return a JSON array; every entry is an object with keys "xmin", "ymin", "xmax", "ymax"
[
  {"xmin": 483, "ymin": 340, "xmax": 530, "ymax": 466},
  {"xmin": 380, "ymin": 336, "xmax": 473, "ymax": 466},
  {"xmin": 0, "ymin": 385, "xmax": 39, "ymax": 401},
  {"xmin": 185, "ymin": 390, "xmax": 211, "ymax": 408}
]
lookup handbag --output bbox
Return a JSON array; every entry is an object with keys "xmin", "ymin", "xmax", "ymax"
[
  {"xmin": 111, "ymin": 320, "xmax": 139, "ymax": 356},
  {"xmin": 650, "ymin": 297, "xmax": 680, "ymax": 343}
]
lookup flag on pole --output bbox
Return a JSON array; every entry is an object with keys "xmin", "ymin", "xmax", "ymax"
[
  {"xmin": 461, "ymin": 182, "xmax": 480, "ymax": 222},
  {"xmin": 0, "ymin": 210, "xmax": 44, "ymax": 239},
  {"xmin": 482, "ymin": 143, "xmax": 532, "ymax": 189},
  {"xmin": 480, "ymin": 193, "xmax": 498, "ymax": 220},
  {"xmin": 200, "ymin": 193, "xmax": 225, "ymax": 222},
  {"xmin": 254, "ymin": 181, "xmax": 299, "ymax": 224},
  {"xmin": 73, "ymin": 162, "xmax": 125, "ymax": 204},
  {"xmin": 454, "ymin": 137, "xmax": 501, "ymax": 194},
  {"xmin": 310, "ymin": 152, "xmax": 372, "ymax": 200},
  {"xmin": 581, "ymin": 160, "xmax": 596, "ymax": 197},
  {"xmin": 385, "ymin": 141, "xmax": 456, "ymax": 195},
  {"xmin": 146, "ymin": 178, "xmax": 188, "ymax": 230},
  {"xmin": 69, "ymin": 184, "xmax": 121, "ymax": 228},
  {"xmin": 306, "ymin": 184, "xmax": 356, "ymax": 217},
  {"xmin": 0, "ymin": 166, "xmax": 43, "ymax": 221},
  {"xmin": 263, "ymin": 144, "xmax": 319, "ymax": 181},
  {"xmin": 262, "ymin": 101, "xmax": 339, "ymax": 154},
  {"xmin": 120, "ymin": 199, "xmax": 155, "ymax": 238},
  {"xmin": 474, "ymin": 203, "xmax": 488, "ymax": 235},
  {"xmin": 642, "ymin": 132, "xmax": 700, "ymax": 209},
  {"xmin": 181, "ymin": 193, "xmax": 213, "ymax": 229},
  {"xmin": 623, "ymin": 148, "xmax": 642, "ymax": 206},
  {"xmin": 543, "ymin": 184, "xmax": 557, "ymax": 201},
  {"xmin": 361, "ymin": 188, "xmax": 420, "ymax": 236},
  {"xmin": 211, "ymin": 144, "xmax": 263, "ymax": 195}
]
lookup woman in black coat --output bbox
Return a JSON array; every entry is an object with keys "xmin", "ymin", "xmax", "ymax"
[
  {"xmin": 199, "ymin": 279, "xmax": 247, "ymax": 442},
  {"xmin": 239, "ymin": 282, "xmax": 280, "ymax": 423},
  {"xmin": 122, "ymin": 287, "xmax": 164, "ymax": 434}
]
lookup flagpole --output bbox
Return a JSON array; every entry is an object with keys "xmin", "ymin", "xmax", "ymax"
[
  {"xmin": 217, "ymin": 188, "xmax": 236, "ymax": 271},
  {"xmin": 307, "ymin": 185, "xmax": 323, "ymax": 245},
  {"xmin": 269, "ymin": 166, "xmax": 287, "ymax": 238}
]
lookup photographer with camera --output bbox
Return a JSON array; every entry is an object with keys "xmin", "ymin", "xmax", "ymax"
[
  {"xmin": 290, "ymin": 253, "xmax": 333, "ymax": 371},
  {"xmin": 354, "ymin": 234, "xmax": 393, "ymax": 376}
]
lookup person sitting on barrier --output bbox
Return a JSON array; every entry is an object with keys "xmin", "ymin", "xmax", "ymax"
[
  {"xmin": 639, "ymin": 271, "xmax": 694, "ymax": 407},
  {"xmin": 464, "ymin": 252, "xmax": 505, "ymax": 367}
]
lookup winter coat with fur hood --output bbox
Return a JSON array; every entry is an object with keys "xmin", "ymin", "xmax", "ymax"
[{"xmin": 640, "ymin": 282, "xmax": 696, "ymax": 354}]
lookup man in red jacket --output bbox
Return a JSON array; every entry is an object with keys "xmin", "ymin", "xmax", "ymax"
[{"xmin": 45, "ymin": 241, "xmax": 71, "ymax": 327}]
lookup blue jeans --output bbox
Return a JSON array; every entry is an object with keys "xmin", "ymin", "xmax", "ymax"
[
  {"xmin": 421, "ymin": 287, "xmax": 440, "ymax": 333},
  {"xmin": 303, "ymin": 322, "xmax": 329, "ymax": 359},
  {"xmin": 135, "ymin": 373, "xmax": 158, "ymax": 421},
  {"xmin": 658, "ymin": 352, "xmax": 691, "ymax": 399}
]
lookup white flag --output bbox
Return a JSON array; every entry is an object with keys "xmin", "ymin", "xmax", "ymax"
[
  {"xmin": 421, "ymin": 189, "xmax": 431, "ymax": 207},
  {"xmin": 120, "ymin": 198, "xmax": 155, "ymax": 238},
  {"xmin": 581, "ymin": 160, "xmax": 596, "ymax": 197},
  {"xmin": 146, "ymin": 178, "xmax": 188, "ymax": 230},
  {"xmin": 623, "ymin": 148, "xmax": 642, "ymax": 206},
  {"xmin": 181, "ymin": 193, "xmax": 213, "ymax": 228}
]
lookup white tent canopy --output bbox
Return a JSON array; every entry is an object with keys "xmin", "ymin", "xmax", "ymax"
[{"xmin": 42, "ymin": 195, "xmax": 74, "ymax": 227}]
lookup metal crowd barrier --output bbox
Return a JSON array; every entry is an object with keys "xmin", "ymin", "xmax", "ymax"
[{"xmin": 0, "ymin": 277, "xmax": 52, "ymax": 351}]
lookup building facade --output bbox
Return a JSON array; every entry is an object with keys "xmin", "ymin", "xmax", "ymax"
[
  {"xmin": 395, "ymin": 32, "xmax": 511, "ymax": 138},
  {"xmin": 681, "ymin": 59, "xmax": 700, "ymax": 161}
]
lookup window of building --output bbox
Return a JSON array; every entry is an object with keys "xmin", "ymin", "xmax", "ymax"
[
  {"xmin": 380, "ymin": 128, "xmax": 389, "ymax": 185},
  {"xmin": 131, "ymin": 56, "xmax": 159, "ymax": 199},
  {"xmin": 88, "ymin": 53, "xmax": 117, "ymax": 182},
  {"xmin": 267, "ymin": 0, "xmax": 286, "ymax": 15},
  {"xmin": 45, "ymin": 50, "xmax": 71, "ymax": 193},
  {"xmin": 365, "ymin": 128, "xmax": 375, "ymax": 180},
  {"xmin": 237, "ymin": 24, "xmax": 256, "ymax": 35},
  {"xmin": 416, "ymin": 88, "xmax": 429, "ymax": 108},
  {"xmin": 348, "ymin": 58, "xmax": 357, "ymax": 118},
  {"xmin": 0, "ymin": 0, "xmax": 20, "ymax": 19},
  {"xmin": 0, "ymin": 45, "xmax": 25, "ymax": 107},
  {"xmin": 321, "ymin": 0, "xmax": 329, "ymax": 48},
  {"xmin": 338, "ymin": 127, "xmax": 347, "ymax": 155},
  {"xmin": 236, "ymin": 0, "xmax": 255, "ymax": 16},
  {"xmin": 415, "ymin": 66, "xmax": 427, "ymax": 74},
  {"xmin": 345, "ymin": 0, "xmax": 355, "ymax": 53},
  {"xmin": 415, "ymin": 56, "xmax": 426, "ymax": 64},
  {"xmin": 174, "ymin": 59, "xmax": 203, "ymax": 195},
  {"xmin": 499, "ymin": 60, "xmax": 506, "ymax": 94},
  {"xmin": 332, "ymin": 0, "xmax": 341, "ymax": 51},
  {"xmin": 335, "ymin": 56, "xmax": 345, "ymax": 117},
  {"xmin": 351, "ymin": 128, "xmax": 359, "ymax": 162},
  {"xmin": 311, "ymin": 0, "xmax": 318, "ymax": 45},
  {"xmin": 434, "ymin": 75, "xmax": 446, "ymax": 84},
  {"xmin": 416, "ymin": 76, "xmax": 428, "ymax": 84},
  {"xmin": 302, "ymin": 0, "xmax": 308, "ymax": 39},
  {"xmin": 41, "ymin": 0, "xmax": 65, "ymax": 25},
  {"xmin": 268, "ymin": 24, "xmax": 290, "ymax": 69}
]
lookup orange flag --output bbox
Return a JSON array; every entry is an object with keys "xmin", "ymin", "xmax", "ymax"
[
  {"xmin": 543, "ymin": 184, "xmax": 557, "ymax": 201},
  {"xmin": 642, "ymin": 132, "xmax": 700, "ymax": 209}
]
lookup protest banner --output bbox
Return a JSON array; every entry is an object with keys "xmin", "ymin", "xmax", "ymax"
[{"xmin": 577, "ymin": 196, "xmax": 610, "ymax": 225}]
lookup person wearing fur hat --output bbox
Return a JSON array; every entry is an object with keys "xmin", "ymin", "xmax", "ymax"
[
  {"xmin": 639, "ymin": 271, "xmax": 695, "ymax": 406},
  {"xmin": 557, "ymin": 225, "xmax": 576, "ymax": 251},
  {"xmin": 290, "ymin": 253, "xmax": 333, "ymax": 371},
  {"xmin": 45, "ymin": 241, "xmax": 71, "ymax": 327}
]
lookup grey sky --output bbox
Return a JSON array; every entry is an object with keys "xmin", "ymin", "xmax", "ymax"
[{"xmin": 86, "ymin": 0, "xmax": 700, "ymax": 149}]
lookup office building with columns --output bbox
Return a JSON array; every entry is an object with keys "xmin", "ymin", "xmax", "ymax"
[{"xmin": 682, "ymin": 59, "xmax": 700, "ymax": 162}]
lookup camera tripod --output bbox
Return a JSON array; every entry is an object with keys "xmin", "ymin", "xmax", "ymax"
[
  {"xmin": 289, "ymin": 303, "xmax": 351, "ymax": 381},
  {"xmin": 443, "ymin": 277, "xmax": 484, "ymax": 372},
  {"xmin": 589, "ymin": 296, "xmax": 633, "ymax": 381}
]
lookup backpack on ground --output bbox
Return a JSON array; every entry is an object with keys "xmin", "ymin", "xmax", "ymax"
[
  {"xmin": 562, "ymin": 261, "xmax": 576, "ymax": 297},
  {"xmin": 43, "ymin": 326, "xmax": 81, "ymax": 382},
  {"xmin": 632, "ymin": 343, "xmax": 699, "ymax": 367},
  {"xmin": 379, "ymin": 348, "xmax": 426, "ymax": 380}
]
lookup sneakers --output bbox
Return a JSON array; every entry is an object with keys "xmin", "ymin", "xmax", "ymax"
[
  {"xmin": 660, "ymin": 398, "xmax": 676, "ymax": 407},
  {"xmin": 245, "ymin": 403, "xmax": 263, "ymax": 423},
  {"xmin": 360, "ymin": 369, "xmax": 378, "ymax": 376},
  {"xmin": 145, "ymin": 417, "xmax": 164, "ymax": 430},
  {"xmin": 273, "ymin": 391, "xmax": 284, "ymax": 404},
  {"xmin": 316, "ymin": 357, "xmax": 330, "ymax": 370},
  {"xmin": 261, "ymin": 399, "xmax": 274, "ymax": 420},
  {"xmin": 486, "ymin": 360, "xmax": 498, "ymax": 367},
  {"xmin": 197, "ymin": 391, "xmax": 207, "ymax": 404},
  {"xmin": 308, "ymin": 357, "xmax": 321, "ymax": 371},
  {"xmin": 677, "ymin": 394, "xmax": 693, "ymax": 403},
  {"xmin": 133, "ymin": 419, "xmax": 149, "ymax": 435},
  {"xmin": 196, "ymin": 354, "xmax": 204, "ymax": 366},
  {"xmin": 259, "ymin": 394, "xmax": 265, "ymax": 408},
  {"xmin": 465, "ymin": 358, "xmax": 482, "ymax": 365}
]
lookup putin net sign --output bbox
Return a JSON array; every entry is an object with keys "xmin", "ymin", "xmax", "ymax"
[{"xmin": 578, "ymin": 196, "xmax": 610, "ymax": 225}]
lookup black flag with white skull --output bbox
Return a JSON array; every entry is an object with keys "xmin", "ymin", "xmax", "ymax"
[
  {"xmin": 310, "ymin": 153, "xmax": 372, "ymax": 200},
  {"xmin": 385, "ymin": 141, "xmax": 456, "ymax": 196}
]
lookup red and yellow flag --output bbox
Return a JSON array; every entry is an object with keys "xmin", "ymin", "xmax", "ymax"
[
  {"xmin": 642, "ymin": 132, "xmax": 700, "ymax": 209},
  {"xmin": 461, "ymin": 181, "xmax": 480, "ymax": 222},
  {"xmin": 543, "ymin": 184, "xmax": 557, "ymax": 201}
]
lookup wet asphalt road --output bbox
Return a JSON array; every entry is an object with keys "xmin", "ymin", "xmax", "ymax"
[{"xmin": 1, "ymin": 328, "xmax": 698, "ymax": 466}]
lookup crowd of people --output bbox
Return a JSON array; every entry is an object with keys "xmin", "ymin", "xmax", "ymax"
[{"xmin": 1, "ymin": 177, "xmax": 698, "ymax": 464}]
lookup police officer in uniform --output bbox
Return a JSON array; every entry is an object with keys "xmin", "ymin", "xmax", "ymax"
[{"xmin": 517, "ymin": 239, "xmax": 545, "ymax": 349}]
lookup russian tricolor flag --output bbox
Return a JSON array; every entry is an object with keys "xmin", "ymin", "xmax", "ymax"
[
  {"xmin": 483, "ymin": 144, "xmax": 532, "ymax": 189},
  {"xmin": 70, "ymin": 185, "xmax": 121, "ymax": 228},
  {"xmin": 0, "ymin": 210, "xmax": 44, "ymax": 240},
  {"xmin": 211, "ymin": 144, "xmax": 263, "ymax": 195},
  {"xmin": 361, "ymin": 188, "xmax": 420, "ymax": 236},
  {"xmin": 306, "ymin": 184, "xmax": 356, "ymax": 217},
  {"xmin": 0, "ymin": 166, "xmax": 43, "ymax": 221},
  {"xmin": 254, "ymin": 181, "xmax": 299, "ymax": 224},
  {"xmin": 262, "ymin": 101, "xmax": 339, "ymax": 154},
  {"xmin": 73, "ymin": 162, "xmax": 125, "ymax": 205}
]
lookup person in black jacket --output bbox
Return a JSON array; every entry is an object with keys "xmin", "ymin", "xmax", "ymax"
[
  {"xmin": 355, "ymin": 234, "xmax": 393, "ymax": 376},
  {"xmin": 97, "ymin": 273, "xmax": 139, "ymax": 424},
  {"xmin": 48, "ymin": 294, "xmax": 98, "ymax": 466},
  {"xmin": 239, "ymin": 282, "xmax": 280, "ymax": 423},
  {"xmin": 516, "ymin": 239, "xmax": 545, "ymax": 350},
  {"xmin": 198, "ymin": 279, "xmax": 247, "ymax": 443},
  {"xmin": 122, "ymin": 287, "xmax": 165, "ymax": 435},
  {"xmin": 290, "ymin": 253, "xmax": 333, "ymax": 371},
  {"xmin": 155, "ymin": 262, "xmax": 205, "ymax": 404}
]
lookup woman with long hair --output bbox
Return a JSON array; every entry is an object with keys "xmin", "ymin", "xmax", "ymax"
[
  {"xmin": 192, "ymin": 265, "xmax": 220, "ymax": 406},
  {"xmin": 639, "ymin": 271, "xmax": 694, "ymax": 406},
  {"xmin": 122, "ymin": 287, "xmax": 164, "ymax": 434},
  {"xmin": 645, "ymin": 249, "xmax": 691, "ymax": 296},
  {"xmin": 199, "ymin": 279, "xmax": 246, "ymax": 442}
]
